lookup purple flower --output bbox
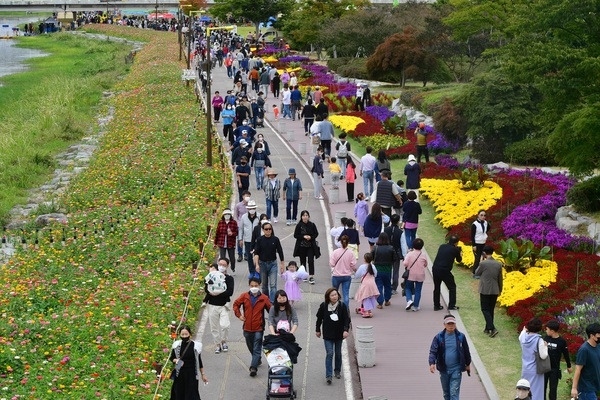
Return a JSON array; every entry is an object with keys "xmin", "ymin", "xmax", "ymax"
[
  {"xmin": 278, "ymin": 56, "xmax": 310, "ymax": 63},
  {"xmin": 366, "ymin": 106, "xmax": 396, "ymax": 123},
  {"xmin": 428, "ymin": 133, "xmax": 460, "ymax": 154}
]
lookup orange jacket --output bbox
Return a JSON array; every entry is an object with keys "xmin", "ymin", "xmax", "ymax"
[{"xmin": 233, "ymin": 292, "xmax": 272, "ymax": 332}]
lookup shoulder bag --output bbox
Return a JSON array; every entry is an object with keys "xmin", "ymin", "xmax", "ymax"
[
  {"xmin": 535, "ymin": 337, "xmax": 551, "ymax": 374},
  {"xmin": 402, "ymin": 251, "xmax": 422, "ymax": 280}
]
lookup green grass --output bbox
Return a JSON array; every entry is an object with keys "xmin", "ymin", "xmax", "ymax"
[
  {"xmin": 340, "ymin": 129, "xmax": 524, "ymax": 399},
  {"xmin": 0, "ymin": 33, "xmax": 132, "ymax": 225}
]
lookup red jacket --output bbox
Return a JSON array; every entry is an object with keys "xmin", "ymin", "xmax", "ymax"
[
  {"xmin": 233, "ymin": 292, "xmax": 271, "ymax": 332},
  {"xmin": 214, "ymin": 219, "xmax": 238, "ymax": 248}
]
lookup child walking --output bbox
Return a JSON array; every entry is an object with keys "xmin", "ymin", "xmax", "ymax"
[
  {"xmin": 272, "ymin": 104, "xmax": 280, "ymax": 120},
  {"xmin": 329, "ymin": 157, "xmax": 342, "ymax": 189},
  {"xmin": 345, "ymin": 160, "xmax": 356, "ymax": 202},
  {"xmin": 354, "ymin": 253, "xmax": 379, "ymax": 318},
  {"xmin": 354, "ymin": 192, "xmax": 369, "ymax": 233},
  {"xmin": 280, "ymin": 261, "xmax": 309, "ymax": 305}
]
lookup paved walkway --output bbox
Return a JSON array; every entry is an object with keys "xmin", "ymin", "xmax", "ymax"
[{"xmin": 194, "ymin": 61, "xmax": 499, "ymax": 400}]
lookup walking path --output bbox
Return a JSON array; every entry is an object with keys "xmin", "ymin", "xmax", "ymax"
[{"xmin": 195, "ymin": 61, "xmax": 499, "ymax": 400}]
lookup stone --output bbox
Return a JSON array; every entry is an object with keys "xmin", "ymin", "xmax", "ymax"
[
  {"xmin": 35, "ymin": 213, "xmax": 68, "ymax": 227},
  {"xmin": 556, "ymin": 217, "xmax": 583, "ymax": 233}
]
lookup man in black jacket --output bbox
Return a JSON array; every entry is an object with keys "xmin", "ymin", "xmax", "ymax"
[
  {"xmin": 384, "ymin": 214, "xmax": 404, "ymax": 295},
  {"xmin": 432, "ymin": 235, "xmax": 462, "ymax": 311},
  {"xmin": 204, "ymin": 258, "xmax": 235, "ymax": 354}
]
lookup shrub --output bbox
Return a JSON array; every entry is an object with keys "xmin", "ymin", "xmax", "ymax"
[
  {"xmin": 433, "ymin": 98, "xmax": 468, "ymax": 147},
  {"xmin": 504, "ymin": 137, "xmax": 557, "ymax": 166},
  {"xmin": 566, "ymin": 176, "xmax": 600, "ymax": 213},
  {"xmin": 336, "ymin": 58, "xmax": 369, "ymax": 80},
  {"xmin": 327, "ymin": 57, "xmax": 352, "ymax": 72}
]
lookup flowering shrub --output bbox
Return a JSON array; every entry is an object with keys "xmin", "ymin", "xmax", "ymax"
[
  {"xmin": 365, "ymin": 106, "xmax": 397, "ymax": 123},
  {"xmin": 360, "ymin": 135, "xmax": 409, "ymax": 152},
  {"xmin": 498, "ymin": 259, "xmax": 558, "ymax": 307},
  {"xmin": 420, "ymin": 178, "xmax": 503, "ymax": 228},
  {"xmin": 278, "ymin": 55, "xmax": 310, "ymax": 63},
  {"xmin": 558, "ymin": 294, "xmax": 600, "ymax": 340},
  {"xmin": 328, "ymin": 115, "xmax": 365, "ymax": 132}
]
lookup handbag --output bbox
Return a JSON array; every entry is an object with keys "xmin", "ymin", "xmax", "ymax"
[
  {"xmin": 535, "ymin": 338, "xmax": 551, "ymax": 374},
  {"xmin": 170, "ymin": 340, "xmax": 192, "ymax": 380},
  {"xmin": 314, "ymin": 240, "xmax": 321, "ymax": 259},
  {"xmin": 402, "ymin": 251, "xmax": 422, "ymax": 281},
  {"xmin": 311, "ymin": 135, "xmax": 321, "ymax": 145}
]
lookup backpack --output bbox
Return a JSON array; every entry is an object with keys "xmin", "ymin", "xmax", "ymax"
[
  {"xmin": 337, "ymin": 141, "xmax": 348, "ymax": 158},
  {"xmin": 205, "ymin": 271, "xmax": 227, "ymax": 296}
]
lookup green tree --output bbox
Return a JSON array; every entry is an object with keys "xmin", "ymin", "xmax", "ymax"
[{"xmin": 210, "ymin": 0, "xmax": 294, "ymax": 38}]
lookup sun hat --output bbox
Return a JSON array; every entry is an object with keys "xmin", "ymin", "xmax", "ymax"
[
  {"xmin": 239, "ymin": 139, "xmax": 248, "ymax": 147},
  {"xmin": 443, "ymin": 316, "xmax": 456, "ymax": 324},
  {"xmin": 407, "ymin": 154, "xmax": 416, "ymax": 162},
  {"xmin": 222, "ymin": 209, "xmax": 232, "ymax": 216},
  {"xmin": 246, "ymin": 200, "xmax": 257, "ymax": 209},
  {"xmin": 516, "ymin": 379, "xmax": 530, "ymax": 389},
  {"xmin": 288, "ymin": 168, "xmax": 296, "ymax": 175},
  {"xmin": 266, "ymin": 168, "xmax": 277, "ymax": 176}
]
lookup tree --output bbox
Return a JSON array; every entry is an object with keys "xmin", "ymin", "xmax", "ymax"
[
  {"xmin": 210, "ymin": 0, "xmax": 294, "ymax": 39},
  {"xmin": 548, "ymin": 104, "xmax": 600, "ymax": 177},
  {"xmin": 366, "ymin": 27, "xmax": 442, "ymax": 86}
]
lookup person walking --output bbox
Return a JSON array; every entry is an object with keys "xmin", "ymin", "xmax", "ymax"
[
  {"xmin": 403, "ymin": 238, "xmax": 427, "ymax": 311},
  {"xmin": 404, "ymin": 154, "xmax": 421, "ymax": 201},
  {"xmin": 401, "ymin": 191, "xmax": 422, "ymax": 250},
  {"xmin": 363, "ymin": 203, "xmax": 385, "ymax": 250},
  {"xmin": 371, "ymin": 232, "xmax": 397, "ymax": 309},
  {"xmin": 282, "ymin": 168, "xmax": 302, "ymax": 225},
  {"xmin": 169, "ymin": 325, "xmax": 208, "ymax": 400},
  {"xmin": 474, "ymin": 245, "xmax": 503, "ymax": 337},
  {"xmin": 519, "ymin": 318, "xmax": 549, "ymax": 400},
  {"xmin": 205, "ymin": 259, "xmax": 234, "ymax": 354},
  {"xmin": 432, "ymin": 235, "xmax": 463, "ymax": 311},
  {"xmin": 233, "ymin": 277, "xmax": 272, "ymax": 377},
  {"xmin": 263, "ymin": 168, "xmax": 280, "ymax": 223},
  {"xmin": 359, "ymin": 146, "xmax": 377, "ymax": 199},
  {"xmin": 384, "ymin": 214, "xmax": 404, "ymax": 295},
  {"xmin": 346, "ymin": 160, "xmax": 356, "ymax": 202},
  {"xmin": 212, "ymin": 91, "xmax": 224, "ymax": 123},
  {"xmin": 471, "ymin": 209, "xmax": 490, "ymax": 277},
  {"xmin": 268, "ymin": 290, "xmax": 299, "ymax": 334},
  {"xmin": 571, "ymin": 323, "xmax": 600, "ymax": 400},
  {"xmin": 428, "ymin": 315, "xmax": 472, "ymax": 400},
  {"xmin": 293, "ymin": 210, "xmax": 319, "ymax": 284},
  {"xmin": 214, "ymin": 209, "xmax": 238, "ymax": 273},
  {"xmin": 375, "ymin": 171, "xmax": 403, "ymax": 220},
  {"xmin": 543, "ymin": 320, "xmax": 573, "ymax": 400},
  {"xmin": 329, "ymin": 235, "xmax": 357, "ymax": 308},
  {"xmin": 335, "ymin": 133, "xmax": 351, "ymax": 178},
  {"xmin": 301, "ymin": 98, "xmax": 317, "ymax": 136},
  {"xmin": 317, "ymin": 113, "xmax": 335, "ymax": 161},
  {"xmin": 315, "ymin": 288, "xmax": 351, "ymax": 385},
  {"xmin": 253, "ymin": 221, "xmax": 285, "ymax": 303},
  {"xmin": 353, "ymin": 253, "xmax": 379, "ymax": 318},
  {"xmin": 312, "ymin": 146, "xmax": 325, "ymax": 200},
  {"xmin": 375, "ymin": 149, "xmax": 391, "ymax": 183},
  {"xmin": 238, "ymin": 200, "xmax": 260, "ymax": 275}
]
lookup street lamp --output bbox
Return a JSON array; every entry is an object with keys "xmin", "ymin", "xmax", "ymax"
[{"xmin": 155, "ymin": 0, "xmax": 159, "ymax": 28}]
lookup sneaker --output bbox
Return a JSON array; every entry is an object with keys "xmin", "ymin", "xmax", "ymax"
[
  {"xmin": 391, "ymin": 290, "xmax": 398, "ymax": 295},
  {"xmin": 292, "ymin": 219, "xmax": 297, "ymax": 224},
  {"xmin": 405, "ymin": 300, "xmax": 413, "ymax": 311},
  {"xmin": 412, "ymin": 307, "xmax": 420, "ymax": 312},
  {"xmin": 249, "ymin": 367, "xmax": 257, "ymax": 377},
  {"xmin": 384, "ymin": 301, "xmax": 391, "ymax": 306},
  {"xmin": 215, "ymin": 345, "xmax": 222, "ymax": 354},
  {"xmin": 303, "ymin": 278, "xmax": 309, "ymax": 282},
  {"xmin": 230, "ymin": 269, "xmax": 236, "ymax": 276},
  {"xmin": 448, "ymin": 306, "xmax": 460, "ymax": 310},
  {"xmin": 273, "ymin": 217, "xmax": 278, "ymax": 223},
  {"xmin": 483, "ymin": 329, "xmax": 490, "ymax": 335},
  {"xmin": 316, "ymin": 196, "xmax": 324, "ymax": 200},
  {"xmin": 326, "ymin": 377, "xmax": 332, "ymax": 384},
  {"xmin": 221, "ymin": 343, "xmax": 229, "ymax": 352},
  {"xmin": 286, "ymin": 220, "xmax": 291, "ymax": 226},
  {"xmin": 334, "ymin": 371, "xmax": 341, "ymax": 379},
  {"xmin": 434, "ymin": 306, "xmax": 444, "ymax": 311},
  {"xmin": 237, "ymin": 255, "xmax": 243, "ymax": 262},
  {"xmin": 489, "ymin": 329, "xmax": 499, "ymax": 338},
  {"xmin": 309, "ymin": 277, "xmax": 315, "ymax": 285}
]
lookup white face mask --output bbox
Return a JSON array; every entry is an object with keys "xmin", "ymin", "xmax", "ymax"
[
  {"xmin": 218, "ymin": 266, "xmax": 227, "ymax": 273},
  {"xmin": 249, "ymin": 287, "xmax": 260, "ymax": 295},
  {"xmin": 242, "ymin": 121, "xmax": 248, "ymax": 125},
  {"xmin": 244, "ymin": 196, "xmax": 250, "ymax": 202},
  {"xmin": 259, "ymin": 138, "xmax": 264, "ymax": 142},
  {"xmin": 515, "ymin": 389, "xmax": 529, "ymax": 399},
  {"xmin": 248, "ymin": 209, "xmax": 256, "ymax": 215},
  {"xmin": 224, "ymin": 215, "xmax": 231, "ymax": 220}
]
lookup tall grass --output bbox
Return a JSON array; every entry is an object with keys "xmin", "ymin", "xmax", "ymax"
[{"xmin": 0, "ymin": 33, "xmax": 131, "ymax": 225}]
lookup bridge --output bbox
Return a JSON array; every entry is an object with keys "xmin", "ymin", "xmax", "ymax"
[{"xmin": 0, "ymin": 0, "xmax": 412, "ymax": 12}]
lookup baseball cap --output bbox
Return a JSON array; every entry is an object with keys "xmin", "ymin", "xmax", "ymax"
[
  {"xmin": 516, "ymin": 379, "xmax": 530, "ymax": 389},
  {"xmin": 443, "ymin": 316, "xmax": 456, "ymax": 324}
]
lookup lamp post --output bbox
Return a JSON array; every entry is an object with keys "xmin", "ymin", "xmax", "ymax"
[
  {"xmin": 177, "ymin": 8, "xmax": 182, "ymax": 60},
  {"xmin": 154, "ymin": 0, "xmax": 159, "ymax": 28},
  {"xmin": 206, "ymin": 26, "xmax": 212, "ymax": 166}
]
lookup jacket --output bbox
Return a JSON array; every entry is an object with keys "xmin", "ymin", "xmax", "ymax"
[
  {"xmin": 363, "ymin": 213, "xmax": 382, "ymax": 239},
  {"xmin": 375, "ymin": 179, "xmax": 395, "ymax": 208},
  {"xmin": 233, "ymin": 291, "xmax": 272, "ymax": 332},
  {"xmin": 205, "ymin": 274, "xmax": 234, "ymax": 306},
  {"xmin": 404, "ymin": 161, "xmax": 421, "ymax": 189},
  {"xmin": 402, "ymin": 200, "xmax": 422, "ymax": 224},
  {"xmin": 263, "ymin": 178, "xmax": 281, "ymax": 201},
  {"xmin": 283, "ymin": 177, "xmax": 302, "ymax": 201},
  {"xmin": 428, "ymin": 329, "xmax": 471, "ymax": 372},
  {"xmin": 371, "ymin": 244, "xmax": 397, "ymax": 273},
  {"xmin": 238, "ymin": 213, "xmax": 259, "ymax": 243},
  {"xmin": 293, "ymin": 221, "xmax": 319, "ymax": 257},
  {"xmin": 214, "ymin": 218, "xmax": 238, "ymax": 248},
  {"xmin": 315, "ymin": 302, "xmax": 351, "ymax": 341},
  {"xmin": 474, "ymin": 258, "xmax": 503, "ymax": 295},
  {"xmin": 471, "ymin": 219, "xmax": 490, "ymax": 245}
]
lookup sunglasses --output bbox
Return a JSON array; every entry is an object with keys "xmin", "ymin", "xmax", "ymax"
[{"xmin": 263, "ymin": 227, "xmax": 272, "ymax": 231}]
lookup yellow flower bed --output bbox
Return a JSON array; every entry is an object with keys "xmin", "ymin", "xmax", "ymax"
[
  {"xmin": 457, "ymin": 241, "xmax": 476, "ymax": 268},
  {"xmin": 498, "ymin": 260, "xmax": 558, "ymax": 307},
  {"xmin": 329, "ymin": 115, "xmax": 365, "ymax": 132},
  {"xmin": 262, "ymin": 56, "xmax": 278, "ymax": 63},
  {"xmin": 420, "ymin": 179, "xmax": 503, "ymax": 228}
]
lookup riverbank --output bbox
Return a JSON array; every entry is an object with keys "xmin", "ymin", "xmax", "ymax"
[{"xmin": 0, "ymin": 33, "xmax": 132, "ymax": 225}]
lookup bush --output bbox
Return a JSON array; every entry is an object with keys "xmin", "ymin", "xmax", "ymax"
[
  {"xmin": 433, "ymin": 98, "xmax": 468, "ymax": 147},
  {"xmin": 327, "ymin": 57, "xmax": 352, "ymax": 72},
  {"xmin": 337, "ymin": 58, "xmax": 369, "ymax": 80},
  {"xmin": 567, "ymin": 176, "xmax": 600, "ymax": 213},
  {"xmin": 504, "ymin": 137, "xmax": 557, "ymax": 166}
]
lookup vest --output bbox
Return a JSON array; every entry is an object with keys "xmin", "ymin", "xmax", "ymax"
[
  {"xmin": 375, "ymin": 179, "xmax": 395, "ymax": 208},
  {"xmin": 472, "ymin": 220, "xmax": 488, "ymax": 244}
]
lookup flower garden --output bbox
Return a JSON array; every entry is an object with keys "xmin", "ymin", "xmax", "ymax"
[{"xmin": 0, "ymin": 27, "xmax": 229, "ymax": 398}]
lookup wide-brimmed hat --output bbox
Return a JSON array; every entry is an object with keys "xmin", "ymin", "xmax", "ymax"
[
  {"xmin": 408, "ymin": 154, "xmax": 416, "ymax": 162},
  {"xmin": 288, "ymin": 168, "xmax": 296, "ymax": 175},
  {"xmin": 222, "ymin": 209, "xmax": 232, "ymax": 216},
  {"xmin": 246, "ymin": 200, "xmax": 257, "ymax": 209},
  {"xmin": 266, "ymin": 168, "xmax": 277, "ymax": 176}
]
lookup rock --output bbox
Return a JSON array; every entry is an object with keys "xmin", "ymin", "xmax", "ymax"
[
  {"xmin": 588, "ymin": 223, "xmax": 600, "ymax": 242},
  {"xmin": 488, "ymin": 162, "xmax": 510, "ymax": 170},
  {"xmin": 556, "ymin": 217, "xmax": 583, "ymax": 233},
  {"xmin": 555, "ymin": 206, "xmax": 600, "ymax": 246},
  {"xmin": 35, "ymin": 213, "xmax": 68, "ymax": 227}
]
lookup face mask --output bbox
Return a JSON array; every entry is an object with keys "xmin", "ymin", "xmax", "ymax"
[
  {"xmin": 224, "ymin": 215, "xmax": 231, "ymax": 220},
  {"xmin": 257, "ymin": 148, "xmax": 263, "ymax": 153},
  {"xmin": 515, "ymin": 389, "xmax": 529, "ymax": 399},
  {"xmin": 218, "ymin": 266, "xmax": 227, "ymax": 273},
  {"xmin": 242, "ymin": 121, "xmax": 248, "ymax": 125},
  {"xmin": 249, "ymin": 287, "xmax": 260, "ymax": 295},
  {"xmin": 259, "ymin": 138, "xmax": 264, "ymax": 142},
  {"xmin": 244, "ymin": 196, "xmax": 250, "ymax": 201},
  {"xmin": 180, "ymin": 336, "xmax": 190, "ymax": 342},
  {"xmin": 248, "ymin": 209, "xmax": 256, "ymax": 215},
  {"xmin": 277, "ymin": 302, "xmax": 287, "ymax": 308},
  {"xmin": 226, "ymin": 106, "xmax": 232, "ymax": 110},
  {"xmin": 241, "ymin": 162, "xmax": 247, "ymax": 166}
]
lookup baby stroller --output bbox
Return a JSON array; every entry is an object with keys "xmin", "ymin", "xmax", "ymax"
[
  {"xmin": 265, "ymin": 348, "xmax": 296, "ymax": 399},
  {"xmin": 256, "ymin": 107, "xmax": 265, "ymax": 128}
]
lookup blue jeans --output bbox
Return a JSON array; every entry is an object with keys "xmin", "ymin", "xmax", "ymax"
[
  {"xmin": 331, "ymin": 275, "xmax": 352, "ymax": 308},
  {"xmin": 259, "ymin": 260, "xmax": 278, "ymax": 303},
  {"xmin": 337, "ymin": 157, "xmax": 347, "ymax": 178},
  {"xmin": 375, "ymin": 270, "xmax": 392, "ymax": 305},
  {"xmin": 255, "ymin": 167, "xmax": 265, "ymax": 189},
  {"xmin": 405, "ymin": 280, "xmax": 423, "ymax": 308},
  {"xmin": 362, "ymin": 170, "xmax": 374, "ymax": 198},
  {"xmin": 282, "ymin": 104, "xmax": 292, "ymax": 119},
  {"xmin": 266, "ymin": 198, "xmax": 278, "ymax": 220},
  {"xmin": 577, "ymin": 393, "xmax": 598, "ymax": 400},
  {"xmin": 404, "ymin": 228, "xmax": 417, "ymax": 250},
  {"xmin": 244, "ymin": 242, "xmax": 255, "ymax": 275},
  {"xmin": 323, "ymin": 339, "xmax": 342, "ymax": 379},
  {"xmin": 286, "ymin": 199, "xmax": 298, "ymax": 221},
  {"xmin": 243, "ymin": 330, "xmax": 264, "ymax": 369},
  {"xmin": 439, "ymin": 369, "xmax": 462, "ymax": 400}
]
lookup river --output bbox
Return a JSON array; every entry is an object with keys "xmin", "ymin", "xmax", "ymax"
[{"xmin": 0, "ymin": 16, "xmax": 49, "ymax": 81}]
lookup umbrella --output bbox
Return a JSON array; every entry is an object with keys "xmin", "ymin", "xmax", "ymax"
[
  {"xmin": 200, "ymin": 16, "xmax": 212, "ymax": 22},
  {"xmin": 148, "ymin": 12, "xmax": 175, "ymax": 19}
]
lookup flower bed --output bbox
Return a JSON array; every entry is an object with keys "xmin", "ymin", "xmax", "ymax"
[{"xmin": 0, "ymin": 27, "xmax": 230, "ymax": 397}]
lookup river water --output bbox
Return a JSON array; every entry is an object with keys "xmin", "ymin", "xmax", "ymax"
[{"xmin": 0, "ymin": 17, "xmax": 49, "ymax": 81}]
